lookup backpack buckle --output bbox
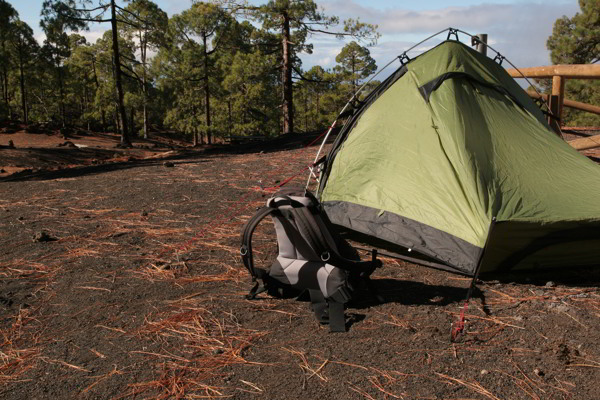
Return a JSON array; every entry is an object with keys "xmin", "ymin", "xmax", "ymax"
[
  {"xmin": 321, "ymin": 251, "xmax": 330, "ymax": 262},
  {"xmin": 240, "ymin": 245, "xmax": 248, "ymax": 256}
]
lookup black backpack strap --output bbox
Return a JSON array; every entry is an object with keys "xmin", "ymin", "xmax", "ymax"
[
  {"xmin": 240, "ymin": 206, "xmax": 277, "ymax": 279},
  {"xmin": 309, "ymin": 289, "xmax": 328, "ymax": 323},
  {"xmin": 290, "ymin": 207, "xmax": 329, "ymax": 258},
  {"xmin": 270, "ymin": 192, "xmax": 330, "ymax": 260},
  {"xmin": 293, "ymin": 204, "xmax": 381, "ymax": 274},
  {"xmin": 246, "ymin": 268, "xmax": 269, "ymax": 299},
  {"xmin": 328, "ymin": 300, "xmax": 346, "ymax": 333},
  {"xmin": 308, "ymin": 289, "xmax": 346, "ymax": 333}
]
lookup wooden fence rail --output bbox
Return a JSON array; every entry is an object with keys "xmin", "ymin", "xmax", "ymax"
[
  {"xmin": 507, "ymin": 65, "xmax": 600, "ymax": 79},
  {"xmin": 526, "ymin": 91, "xmax": 600, "ymax": 116},
  {"xmin": 506, "ymin": 64, "xmax": 600, "ymax": 135}
]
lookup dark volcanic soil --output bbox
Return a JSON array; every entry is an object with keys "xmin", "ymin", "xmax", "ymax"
[{"xmin": 1, "ymin": 130, "xmax": 600, "ymax": 399}]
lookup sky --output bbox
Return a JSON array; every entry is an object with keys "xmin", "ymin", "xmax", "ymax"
[{"xmin": 9, "ymin": 0, "xmax": 579, "ymax": 79}]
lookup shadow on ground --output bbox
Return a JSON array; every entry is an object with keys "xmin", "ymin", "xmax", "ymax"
[{"xmin": 0, "ymin": 129, "xmax": 336, "ymax": 182}]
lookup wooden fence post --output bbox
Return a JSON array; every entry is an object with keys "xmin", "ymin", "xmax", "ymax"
[
  {"xmin": 547, "ymin": 94, "xmax": 562, "ymax": 136},
  {"xmin": 552, "ymin": 75, "xmax": 565, "ymax": 125},
  {"xmin": 474, "ymin": 34, "xmax": 488, "ymax": 56}
]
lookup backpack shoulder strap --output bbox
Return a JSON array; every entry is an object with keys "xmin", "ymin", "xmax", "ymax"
[{"xmin": 240, "ymin": 206, "xmax": 277, "ymax": 279}]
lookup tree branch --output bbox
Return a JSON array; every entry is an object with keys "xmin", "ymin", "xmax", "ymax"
[
  {"xmin": 119, "ymin": 66, "xmax": 139, "ymax": 83},
  {"xmin": 72, "ymin": 5, "xmax": 109, "ymax": 13},
  {"xmin": 115, "ymin": 4, "xmax": 151, "ymax": 26},
  {"xmin": 292, "ymin": 66, "xmax": 333, "ymax": 84},
  {"xmin": 120, "ymin": 53, "xmax": 140, "ymax": 65},
  {"xmin": 116, "ymin": 17, "xmax": 142, "ymax": 29}
]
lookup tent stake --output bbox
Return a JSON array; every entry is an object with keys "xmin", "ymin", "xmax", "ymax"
[{"xmin": 451, "ymin": 217, "xmax": 497, "ymax": 342}]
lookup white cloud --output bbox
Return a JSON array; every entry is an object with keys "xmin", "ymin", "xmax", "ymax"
[
  {"xmin": 299, "ymin": 1, "xmax": 579, "ymax": 78},
  {"xmin": 80, "ymin": 29, "xmax": 106, "ymax": 45},
  {"xmin": 33, "ymin": 28, "xmax": 106, "ymax": 47},
  {"xmin": 34, "ymin": 32, "xmax": 46, "ymax": 46}
]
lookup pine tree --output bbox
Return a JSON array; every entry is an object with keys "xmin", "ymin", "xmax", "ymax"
[
  {"xmin": 121, "ymin": 0, "xmax": 167, "ymax": 138},
  {"xmin": 9, "ymin": 20, "xmax": 39, "ymax": 124},
  {"xmin": 547, "ymin": 0, "xmax": 600, "ymax": 126},
  {"xmin": 220, "ymin": 0, "xmax": 379, "ymax": 134},
  {"xmin": 334, "ymin": 41, "xmax": 377, "ymax": 97},
  {"xmin": 0, "ymin": 0, "xmax": 19, "ymax": 119}
]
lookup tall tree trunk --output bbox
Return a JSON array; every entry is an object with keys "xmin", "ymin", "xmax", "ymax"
[
  {"xmin": 140, "ymin": 30, "xmax": 149, "ymax": 139},
  {"xmin": 202, "ymin": 34, "xmax": 212, "ymax": 144},
  {"xmin": 1, "ymin": 39, "xmax": 8, "ymax": 118},
  {"xmin": 114, "ymin": 106, "xmax": 120, "ymax": 133},
  {"xmin": 2, "ymin": 68, "xmax": 8, "ymax": 118},
  {"xmin": 142, "ymin": 77, "xmax": 148, "ymax": 139},
  {"xmin": 130, "ymin": 106, "xmax": 135, "ymax": 135},
  {"xmin": 192, "ymin": 105, "xmax": 198, "ymax": 146},
  {"xmin": 91, "ymin": 56, "xmax": 106, "ymax": 131},
  {"xmin": 281, "ymin": 11, "xmax": 293, "ymax": 135},
  {"xmin": 57, "ymin": 63, "xmax": 65, "ymax": 127},
  {"xmin": 304, "ymin": 90, "xmax": 308, "ymax": 132},
  {"xmin": 111, "ymin": 0, "xmax": 130, "ymax": 145},
  {"xmin": 227, "ymin": 99, "xmax": 232, "ymax": 136},
  {"xmin": 351, "ymin": 57, "xmax": 357, "ymax": 94},
  {"xmin": 18, "ymin": 51, "xmax": 27, "ymax": 125}
]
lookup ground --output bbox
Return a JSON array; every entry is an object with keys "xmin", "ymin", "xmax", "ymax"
[{"xmin": 1, "ymin": 126, "xmax": 600, "ymax": 399}]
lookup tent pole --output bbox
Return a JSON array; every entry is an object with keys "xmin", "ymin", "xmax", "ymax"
[
  {"xmin": 305, "ymin": 54, "xmax": 413, "ymax": 190},
  {"xmin": 307, "ymin": 27, "xmax": 459, "ymax": 190},
  {"xmin": 305, "ymin": 120, "xmax": 338, "ymax": 188}
]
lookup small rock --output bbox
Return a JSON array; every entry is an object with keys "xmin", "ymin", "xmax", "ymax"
[
  {"xmin": 212, "ymin": 348, "xmax": 224, "ymax": 355},
  {"xmin": 480, "ymin": 369, "xmax": 489, "ymax": 375},
  {"xmin": 163, "ymin": 161, "xmax": 175, "ymax": 168},
  {"xmin": 17, "ymin": 216, "xmax": 24, "ymax": 220},
  {"xmin": 58, "ymin": 141, "xmax": 77, "ymax": 148},
  {"xmin": 548, "ymin": 303, "xmax": 570, "ymax": 313},
  {"xmin": 141, "ymin": 210, "xmax": 148, "ymax": 217},
  {"xmin": 545, "ymin": 281, "xmax": 556, "ymax": 288},
  {"xmin": 33, "ymin": 231, "xmax": 54, "ymax": 242},
  {"xmin": 534, "ymin": 368, "xmax": 544, "ymax": 377}
]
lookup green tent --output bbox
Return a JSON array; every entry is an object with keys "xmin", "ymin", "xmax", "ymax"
[{"xmin": 318, "ymin": 40, "xmax": 600, "ymax": 276}]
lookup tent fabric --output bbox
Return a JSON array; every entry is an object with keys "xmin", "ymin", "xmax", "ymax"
[{"xmin": 318, "ymin": 40, "xmax": 600, "ymax": 276}]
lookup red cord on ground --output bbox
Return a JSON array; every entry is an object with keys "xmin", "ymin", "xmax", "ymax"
[{"xmin": 451, "ymin": 300, "xmax": 469, "ymax": 341}]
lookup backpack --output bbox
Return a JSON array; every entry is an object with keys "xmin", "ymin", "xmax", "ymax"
[{"xmin": 240, "ymin": 186, "xmax": 383, "ymax": 332}]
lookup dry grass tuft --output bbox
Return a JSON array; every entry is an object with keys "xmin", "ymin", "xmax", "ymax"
[{"xmin": 123, "ymin": 305, "xmax": 267, "ymax": 398}]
